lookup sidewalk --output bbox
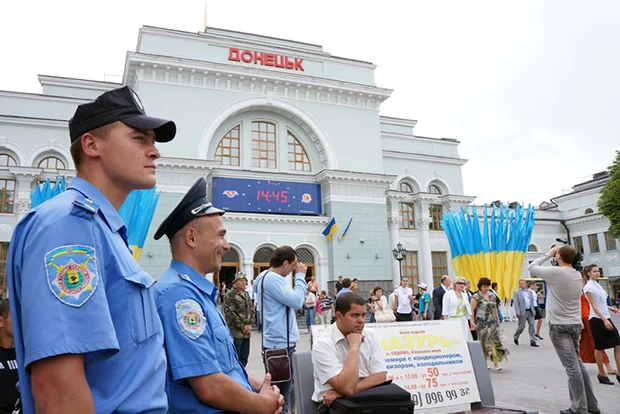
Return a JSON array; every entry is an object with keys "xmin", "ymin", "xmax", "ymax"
[{"xmin": 245, "ymin": 313, "xmax": 620, "ymax": 414}]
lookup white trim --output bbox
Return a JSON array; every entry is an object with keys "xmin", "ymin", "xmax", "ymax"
[
  {"xmin": 391, "ymin": 173, "xmax": 424, "ymax": 192},
  {"xmin": 0, "ymin": 137, "xmax": 28, "ymax": 166},
  {"xmin": 225, "ymin": 241, "xmax": 249, "ymax": 263},
  {"xmin": 322, "ymin": 194, "xmax": 387, "ymax": 205},
  {"xmin": 381, "ymin": 131, "xmax": 460, "ymax": 145},
  {"xmin": 0, "ymin": 90, "xmax": 86, "ymax": 104},
  {"xmin": 251, "ymin": 241, "xmax": 281, "ymax": 259},
  {"xmin": 424, "ymin": 177, "xmax": 453, "ymax": 195},
  {"xmin": 26, "ymin": 143, "xmax": 73, "ymax": 170},
  {"xmin": 222, "ymin": 212, "xmax": 330, "ymax": 225},
  {"xmin": 0, "ymin": 115, "xmax": 68, "ymax": 128},
  {"xmin": 382, "ymin": 150, "xmax": 468, "ymax": 166},
  {"xmin": 379, "ymin": 116, "xmax": 418, "ymax": 128},
  {"xmin": 197, "ymin": 95, "xmax": 338, "ymax": 169},
  {"xmin": 38, "ymin": 75, "xmax": 121, "ymax": 92}
]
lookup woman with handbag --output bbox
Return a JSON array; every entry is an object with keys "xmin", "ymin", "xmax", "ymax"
[
  {"xmin": 442, "ymin": 276, "xmax": 472, "ymax": 340},
  {"xmin": 373, "ymin": 287, "xmax": 396, "ymax": 323}
]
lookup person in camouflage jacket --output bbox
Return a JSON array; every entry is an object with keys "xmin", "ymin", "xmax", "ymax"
[{"xmin": 224, "ymin": 272, "xmax": 256, "ymax": 367}]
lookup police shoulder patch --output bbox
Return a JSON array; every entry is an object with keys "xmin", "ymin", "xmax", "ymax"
[
  {"xmin": 175, "ymin": 299, "xmax": 206, "ymax": 340},
  {"xmin": 45, "ymin": 245, "xmax": 99, "ymax": 307}
]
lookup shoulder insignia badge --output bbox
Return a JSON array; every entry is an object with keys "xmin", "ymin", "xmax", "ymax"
[
  {"xmin": 176, "ymin": 299, "xmax": 206, "ymax": 340},
  {"xmin": 72, "ymin": 195, "xmax": 99, "ymax": 214},
  {"xmin": 45, "ymin": 245, "xmax": 99, "ymax": 307}
]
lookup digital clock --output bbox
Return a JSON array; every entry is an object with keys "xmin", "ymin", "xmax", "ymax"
[{"xmin": 211, "ymin": 177, "xmax": 322, "ymax": 215}]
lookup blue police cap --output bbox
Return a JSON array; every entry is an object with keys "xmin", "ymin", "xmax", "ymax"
[
  {"xmin": 68, "ymin": 86, "xmax": 176, "ymax": 143},
  {"xmin": 154, "ymin": 177, "xmax": 224, "ymax": 240}
]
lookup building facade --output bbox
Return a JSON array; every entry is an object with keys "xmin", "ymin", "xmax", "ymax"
[{"xmin": 0, "ymin": 26, "xmax": 476, "ymax": 296}]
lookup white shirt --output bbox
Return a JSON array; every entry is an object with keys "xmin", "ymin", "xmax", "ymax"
[
  {"xmin": 395, "ymin": 286, "xmax": 413, "ymax": 314},
  {"xmin": 528, "ymin": 289, "xmax": 538, "ymax": 308},
  {"xmin": 584, "ymin": 280, "xmax": 610, "ymax": 319},
  {"xmin": 305, "ymin": 292, "xmax": 317, "ymax": 308},
  {"xmin": 521, "ymin": 289, "xmax": 531, "ymax": 309},
  {"xmin": 311, "ymin": 323, "xmax": 387, "ymax": 402}
]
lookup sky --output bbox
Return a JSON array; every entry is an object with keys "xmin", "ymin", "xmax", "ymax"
[{"xmin": 1, "ymin": 0, "xmax": 618, "ymax": 206}]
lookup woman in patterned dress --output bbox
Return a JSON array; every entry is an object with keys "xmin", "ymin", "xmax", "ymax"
[{"xmin": 470, "ymin": 277, "xmax": 509, "ymax": 371}]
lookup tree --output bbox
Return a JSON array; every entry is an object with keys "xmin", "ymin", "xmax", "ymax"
[{"xmin": 598, "ymin": 150, "xmax": 620, "ymax": 238}]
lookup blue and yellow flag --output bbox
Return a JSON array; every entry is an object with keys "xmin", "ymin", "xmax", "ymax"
[
  {"xmin": 322, "ymin": 217, "xmax": 338, "ymax": 240},
  {"xmin": 339, "ymin": 217, "xmax": 353, "ymax": 241},
  {"xmin": 31, "ymin": 177, "xmax": 67, "ymax": 208},
  {"xmin": 118, "ymin": 188, "xmax": 160, "ymax": 261},
  {"xmin": 441, "ymin": 203, "xmax": 535, "ymax": 300}
]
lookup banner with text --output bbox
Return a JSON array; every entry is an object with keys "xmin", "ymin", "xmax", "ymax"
[{"xmin": 311, "ymin": 320, "xmax": 481, "ymax": 410}]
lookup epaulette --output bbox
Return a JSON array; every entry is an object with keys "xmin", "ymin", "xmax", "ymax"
[{"xmin": 71, "ymin": 195, "xmax": 99, "ymax": 219}]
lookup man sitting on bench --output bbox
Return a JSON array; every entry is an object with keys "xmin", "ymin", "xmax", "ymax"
[{"xmin": 311, "ymin": 292, "xmax": 387, "ymax": 413}]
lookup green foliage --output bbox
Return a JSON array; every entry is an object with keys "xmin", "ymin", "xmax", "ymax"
[{"xmin": 598, "ymin": 150, "xmax": 620, "ymax": 238}]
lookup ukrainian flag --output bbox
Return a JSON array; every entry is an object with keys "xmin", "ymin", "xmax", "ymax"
[
  {"xmin": 322, "ymin": 217, "xmax": 338, "ymax": 240},
  {"xmin": 118, "ymin": 188, "xmax": 161, "ymax": 261},
  {"xmin": 441, "ymin": 203, "xmax": 535, "ymax": 300},
  {"xmin": 30, "ymin": 177, "xmax": 67, "ymax": 208}
]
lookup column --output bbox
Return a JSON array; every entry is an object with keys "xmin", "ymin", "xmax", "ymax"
[
  {"xmin": 418, "ymin": 217, "xmax": 433, "ymax": 289},
  {"xmin": 318, "ymin": 257, "xmax": 329, "ymax": 293},
  {"xmin": 388, "ymin": 216, "xmax": 402, "ymax": 288},
  {"xmin": 243, "ymin": 258, "xmax": 254, "ymax": 280},
  {"xmin": 14, "ymin": 172, "xmax": 38, "ymax": 220}
]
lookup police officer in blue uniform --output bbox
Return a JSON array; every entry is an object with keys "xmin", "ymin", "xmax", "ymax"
[
  {"xmin": 7, "ymin": 86, "xmax": 176, "ymax": 413},
  {"xmin": 154, "ymin": 177, "xmax": 284, "ymax": 414}
]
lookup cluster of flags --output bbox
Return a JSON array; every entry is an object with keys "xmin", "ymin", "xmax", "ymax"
[
  {"xmin": 30, "ymin": 176, "xmax": 161, "ymax": 261},
  {"xmin": 322, "ymin": 217, "xmax": 353, "ymax": 241},
  {"xmin": 441, "ymin": 203, "xmax": 536, "ymax": 300}
]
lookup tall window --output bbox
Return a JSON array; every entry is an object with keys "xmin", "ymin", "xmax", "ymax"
[
  {"xmin": 604, "ymin": 232, "xmax": 617, "ymax": 251},
  {"xmin": 584, "ymin": 208, "xmax": 594, "ymax": 215},
  {"xmin": 588, "ymin": 234, "xmax": 600, "ymax": 253},
  {"xmin": 399, "ymin": 182, "xmax": 415, "ymax": 229},
  {"xmin": 214, "ymin": 125, "xmax": 240, "ymax": 166},
  {"xmin": 573, "ymin": 236, "xmax": 584, "ymax": 254},
  {"xmin": 0, "ymin": 179, "xmax": 15, "ymax": 213},
  {"xmin": 38, "ymin": 156, "xmax": 65, "ymax": 169},
  {"xmin": 429, "ymin": 204, "xmax": 443, "ymax": 230},
  {"xmin": 431, "ymin": 252, "xmax": 448, "ymax": 287},
  {"xmin": 287, "ymin": 131, "xmax": 311, "ymax": 172},
  {"xmin": 0, "ymin": 242, "xmax": 8, "ymax": 299},
  {"xmin": 0, "ymin": 154, "xmax": 17, "ymax": 167},
  {"xmin": 403, "ymin": 251, "xmax": 419, "ymax": 286},
  {"xmin": 252, "ymin": 121, "xmax": 277, "ymax": 169},
  {"xmin": 428, "ymin": 184, "xmax": 442, "ymax": 194}
]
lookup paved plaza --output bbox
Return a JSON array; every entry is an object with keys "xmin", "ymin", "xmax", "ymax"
[{"xmin": 245, "ymin": 312, "xmax": 620, "ymax": 414}]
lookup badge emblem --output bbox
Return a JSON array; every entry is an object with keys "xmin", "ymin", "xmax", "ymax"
[
  {"xmin": 45, "ymin": 245, "xmax": 99, "ymax": 307},
  {"xmin": 130, "ymin": 88, "xmax": 145, "ymax": 113},
  {"xmin": 176, "ymin": 299, "xmax": 206, "ymax": 340},
  {"xmin": 223, "ymin": 190, "xmax": 240, "ymax": 199},
  {"xmin": 301, "ymin": 193, "xmax": 312, "ymax": 203}
]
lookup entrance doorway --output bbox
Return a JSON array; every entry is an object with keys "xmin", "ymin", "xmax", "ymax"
[
  {"xmin": 214, "ymin": 248, "xmax": 239, "ymax": 291},
  {"xmin": 295, "ymin": 248, "xmax": 315, "ymax": 283},
  {"xmin": 253, "ymin": 246, "xmax": 274, "ymax": 279}
]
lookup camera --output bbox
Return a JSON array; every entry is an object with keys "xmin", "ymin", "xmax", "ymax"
[{"xmin": 551, "ymin": 238, "xmax": 583, "ymax": 271}]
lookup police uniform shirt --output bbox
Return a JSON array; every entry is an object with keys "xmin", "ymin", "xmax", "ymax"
[
  {"xmin": 155, "ymin": 260, "xmax": 253, "ymax": 414},
  {"xmin": 7, "ymin": 177, "xmax": 167, "ymax": 414}
]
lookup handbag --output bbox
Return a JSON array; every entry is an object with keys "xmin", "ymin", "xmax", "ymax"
[
  {"xmin": 260, "ymin": 271, "xmax": 292, "ymax": 384},
  {"xmin": 534, "ymin": 307, "xmax": 542, "ymax": 320},
  {"xmin": 375, "ymin": 309, "xmax": 396, "ymax": 323},
  {"xmin": 330, "ymin": 382, "xmax": 415, "ymax": 414}
]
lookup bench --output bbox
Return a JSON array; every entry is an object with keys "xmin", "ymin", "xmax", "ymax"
[{"xmin": 292, "ymin": 341, "xmax": 538, "ymax": 414}]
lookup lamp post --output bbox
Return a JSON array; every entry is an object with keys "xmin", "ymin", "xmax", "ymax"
[{"xmin": 392, "ymin": 242, "xmax": 407, "ymax": 280}]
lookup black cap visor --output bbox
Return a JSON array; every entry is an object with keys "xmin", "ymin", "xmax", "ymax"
[{"xmin": 121, "ymin": 114, "xmax": 176, "ymax": 143}]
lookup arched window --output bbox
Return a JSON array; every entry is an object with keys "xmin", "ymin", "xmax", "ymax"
[
  {"xmin": 38, "ymin": 156, "xmax": 65, "ymax": 170},
  {"xmin": 428, "ymin": 184, "xmax": 442, "ymax": 195},
  {"xmin": 585, "ymin": 208, "xmax": 594, "ymax": 215},
  {"xmin": 0, "ymin": 154, "xmax": 17, "ymax": 167},
  {"xmin": 287, "ymin": 131, "xmax": 311, "ymax": 172},
  {"xmin": 252, "ymin": 121, "xmax": 277, "ymax": 169},
  {"xmin": 253, "ymin": 246, "xmax": 275, "ymax": 275},
  {"xmin": 214, "ymin": 125, "xmax": 240, "ymax": 166},
  {"xmin": 399, "ymin": 182, "xmax": 415, "ymax": 229},
  {"xmin": 528, "ymin": 244, "xmax": 538, "ymax": 252},
  {"xmin": 295, "ymin": 248, "xmax": 315, "ymax": 281},
  {"xmin": 214, "ymin": 248, "xmax": 240, "ymax": 288}
]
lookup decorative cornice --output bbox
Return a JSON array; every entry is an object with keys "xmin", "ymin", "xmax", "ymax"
[
  {"xmin": 379, "ymin": 116, "xmax": 418, "ymax": 128},
  {"xmin": 439, "ymin": 195, "xmax": 476, "ymax": 206},
  {"xmin": 222, "ymin": 212, "xmax": 330, "ymax": 225},
  {"xmin": 38, "ymin": 75, "xmax": 121, "ymax": 92},
  {"xmin": 125, "ymin": 53, "xmax": 392, "ymax": 111},
  {"xmin": 380, "ymin": 131, "xmax": 460, "ymax": 145},
  {"xmin": 564, "ymin": 214, "xmax": 606, "ymax": 226},
  {"xmin": 156, "ymin": 156, "xmax": 218, "ymax": 171},
  {"xmin": 9, "ymin": 167, "xmax": 43, "ymax": 178},
  {"xmin": 315, "ymin": 170, "xmax": 396, "ymax": 186},
  {"xmin": 382, "ymin": 150, "xmax": 467, "ymax": 166},
  {"xmin": 0, "ymin": 90, "xmax": 86, "ymax": 104},
  {"xmin": 0, "ymin": 115, "xmax": 67, "ymax": 128}
]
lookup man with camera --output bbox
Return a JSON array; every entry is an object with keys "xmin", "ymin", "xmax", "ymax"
[{"xmin": 528, "ymin": 244, "xmax": 599, "ymax": 414}]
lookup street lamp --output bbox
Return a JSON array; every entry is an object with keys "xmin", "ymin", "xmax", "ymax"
[{"xmin": 392, "ymin": 242, "xmax": 408, "ymax": 279}]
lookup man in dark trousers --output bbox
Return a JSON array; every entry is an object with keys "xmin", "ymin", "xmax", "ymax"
[{"xmin": 432, "ymin": 275, "xmax": 451, "ymax": 320}]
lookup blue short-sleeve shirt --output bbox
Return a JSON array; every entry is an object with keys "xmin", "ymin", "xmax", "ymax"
[
  {"xmin": 155, "ymin": 260, "xmax": 253, "ymax": 414},
  {"xmin": 7, "ymin": 178, "xmax": 167, "ymax": 414}
]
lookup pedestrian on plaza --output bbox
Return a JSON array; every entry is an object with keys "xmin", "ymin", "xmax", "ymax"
[
  {"xmin": 351, "ymin": 278, "xmax": 359, "ymax": 294},
  {"xmin": 393, "ymin": 277, "xmax": 414, "ymax": 321},
  {"xmin": 470, "ymin": 277, "xmax": 508, "ymax": 371},
  {"xmin": 583, "ymin": 264, "xmax": 620, "ymax": 386},
  {"xmin": 579, "ymin": 270, "xmax": 616, "ymax": 380},
  {"xmin": 464, "ymin": 280, "xmax": 478, "ymax": 340},
  {"xmin": 308, "ymin": 276, "xmax": 319, "ymax": 296},
  {"xmin": 224, "ymin": 272, "xmax": 256, "ymax": 367},
  {"xmin": 512, "ymin": 279, "xmax": 539, "ymax": 347},
  {"xmin": 335, "ymin": 276, "xmax": 343, "ymax": 296},
  {"xmin": 442, "ymin": 276, "xmax": 472, "ymax": 340},
  {"xmin": 528, "ymin": 245, "xmax": 600, "ymax": 414},
  {"xmin": 255, "ymin": 246, "xmax": 308, "ymax": 414},
  {"xmin": 432, "ymin": 275, "xmax": 451, "ymax": 320},
  {"xmin": 7, "ymin": 86, "xmax": 175, "ymax": 413},
  {"xmin": 491, "ymin": 282, "xmax": 504, "ymax": 323},
  {"xmin": 0, "ymin": 299, "xmax": 19, "ymax": 414},
  {"xmin": 305, "ymin": 288, "xmax": 317, "ymax": 332},
  {"xmin": 337, "ymin": 278, "xmax": 352, "ymax": 298},
  {"xmin": 153, "ymin": 178, "xmax": 283, "ymax": 414},
  {"xmin": 318, "ymin": 291, "xmax": 333, "ymax": 325},
  {"xmin": 388, "ymin": 285, "xmax": 398, "ymax": 313},
  {"xmin": 535, "ymin": 285, "xmax": 546, "ymax": 340},
  {"xmin": 371, "ymin": 286, "xmax": 395, "ymax": 323},
  {"xmin": 417, "ymin": 283, "xmax": 431, "ymax": 320},
  {"xmin": 528, "ymin": 281, "xmax": 543, "ymax": 340}
]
